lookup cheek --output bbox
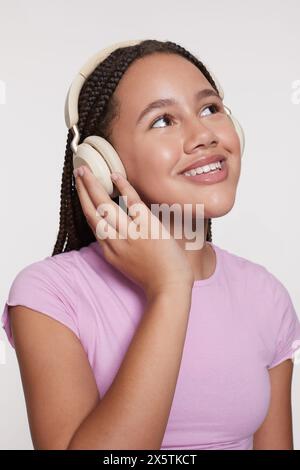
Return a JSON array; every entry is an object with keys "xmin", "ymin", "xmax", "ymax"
[
  {"xmin": 222, "ymin": 123, "xmax": 242, "ymax": 156},
  {"xmin": 123, "ymin": 154, "xmax": 163, "ymax": 201},
  {"xmin": 132, "ymin": 141, "xmax": 180, "ymax": 179},
  {"xmin": 130, "ymin": 167, "xmax": 175, "ymax": 206}
]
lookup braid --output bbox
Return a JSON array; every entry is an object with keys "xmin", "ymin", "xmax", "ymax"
[
  {"xmin": 52, "ymin": 39, "xmax": 215, "ymax": 256},
  {"xmin": 206, "ymin": 218, "xmax": 212, "ymax": 242}
]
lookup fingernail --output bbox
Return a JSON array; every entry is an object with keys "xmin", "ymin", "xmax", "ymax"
[
  {"xmin": 78, "ymin": 166, "xmax": 85, "ymax": 177},
  {"xmin": 73, "ymin": 166, "xmax": 85, "ymax": 178},
  {"xmin": 111, "ymin": 172, "xmax": 120, "ymax": 181}
]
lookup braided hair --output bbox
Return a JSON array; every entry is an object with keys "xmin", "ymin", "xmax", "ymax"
[{"xmin": 52, "ymin": 39, "xmax": 219, "ymax": 256}]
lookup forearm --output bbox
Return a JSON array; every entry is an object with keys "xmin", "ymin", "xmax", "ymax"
[{"xmin": 67, "ymin": 287, "xmax": 192, "ymax": 450}]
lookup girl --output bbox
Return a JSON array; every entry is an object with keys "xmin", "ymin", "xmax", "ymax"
[{"xmin": 2, "ymin": 39, "xmax": 300, "ymax": 450}]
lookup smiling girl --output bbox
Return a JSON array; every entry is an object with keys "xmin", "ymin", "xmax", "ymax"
[{"xmin": 2, "ymin": 39, "xmax": 300, "ymax": 450}]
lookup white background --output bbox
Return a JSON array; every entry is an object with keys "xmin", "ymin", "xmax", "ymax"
[{"xmin": 0, "ymin": 0, "xmax": 300, "ymax": 450}]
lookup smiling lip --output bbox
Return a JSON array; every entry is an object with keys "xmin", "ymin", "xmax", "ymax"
[
  {"xmin": 180, "ymin": 159, "xmax": 228, "ymax": 184},
  {"xmin": 179, "ymin": 154, "xmax": 227, "ymax": 174}
]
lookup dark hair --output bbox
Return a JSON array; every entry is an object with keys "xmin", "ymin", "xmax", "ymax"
[{"xmin": 52, "ymin": 39, "xmax": 218, "ymax": 256}]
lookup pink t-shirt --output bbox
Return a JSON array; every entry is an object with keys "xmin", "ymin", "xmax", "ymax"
[{"xmin": 2, "ymin": 240, "xmax": 300, "ymax": 450}]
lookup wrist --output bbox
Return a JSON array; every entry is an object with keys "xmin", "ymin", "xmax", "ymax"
[{"xmin": 145, "ymin": 283, "xmax": 193, "ymax": 304}]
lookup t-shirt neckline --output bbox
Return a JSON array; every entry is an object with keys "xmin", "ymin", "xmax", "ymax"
[{"xmin": 91, "ymin": 240, "xmax": 222, "ymax": 287}]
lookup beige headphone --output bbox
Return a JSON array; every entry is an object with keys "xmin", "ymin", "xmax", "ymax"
[{"xmin": 64, "ymin": 39, "xmax": 245, "ymax": 198}]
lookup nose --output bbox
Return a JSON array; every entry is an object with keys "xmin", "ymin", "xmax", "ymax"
[{"xmin": 184, "ymin": 118, "xmax": 218, "ymax": 152}]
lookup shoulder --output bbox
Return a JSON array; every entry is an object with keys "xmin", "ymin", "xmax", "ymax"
[
  {"xmin": 8, "ymin": 241, "xmax": 101, "ymax": 293},
  {"xmin": 7, "ymin": 248, "xmax": 78, "ymax": 304},
  {"xmin": 216, "ymin": 244, "xmax": 300, "ymax": 369},
  {"xmin": 216, "ymin": 243, "xmax": 298, "ymax": 334},
  {"xmin": 2, "ymin": 242, "xmax": 101, "ymax": 348},
  {"xmin": 216, "ymin": 243, "xmax": 288, "ymax": 296}
]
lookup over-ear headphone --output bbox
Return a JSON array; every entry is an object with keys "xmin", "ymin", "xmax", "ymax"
[{"xmin": 64, "ymin": 39, "xmax": 245, "ymax": 198}]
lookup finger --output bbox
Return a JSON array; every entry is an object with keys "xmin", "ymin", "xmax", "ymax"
[
  {"xmin": 74, "ymin": 175, "xmax": 118, "ymax": 244},
  {"xmin": 110, "ymin": 172, "xmax": 149, "ymax": 225},
  {"xmin": 77, "ymin": 166, "xmax": 130, "ymax": 239},
  {"xmin": 111, "ymin": 172, "xmax": 164, "ymax": 242},
  {"xmin": 95, "ymin": 216, "xmax": 119, "ymax": 243},
  {"xmin": 112, "ymin": 173, "xmax": 171, "ymax": 241}
]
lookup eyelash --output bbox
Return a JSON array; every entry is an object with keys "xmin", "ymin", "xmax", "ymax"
[{"xmin": 149, "ymin": 103, "xmax": 223, "ymax": 129}]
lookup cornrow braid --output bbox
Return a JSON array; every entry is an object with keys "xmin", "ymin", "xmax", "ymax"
[{"xmin": 52, "ymin": 39, "xmax": 216, "ymax": 256}]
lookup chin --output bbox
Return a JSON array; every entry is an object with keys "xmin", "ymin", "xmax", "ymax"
[{"xmin": 204, "ymin": 197, "xmax": 237, "ymax": 219}]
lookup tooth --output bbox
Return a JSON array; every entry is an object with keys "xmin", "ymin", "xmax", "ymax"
[
  {"xmin": 182, "ymin": 160, "xmax": 223, "ymax": 176},
  {"xmin": 202, "ymin": 165, "xmax": 211, "ymax": 173}
]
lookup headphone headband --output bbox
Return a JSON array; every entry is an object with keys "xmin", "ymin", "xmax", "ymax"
[
  {"xmin": 64, "ymin": 39, "xmax": 144, "ymax": 129},
  {"xmin": 64, "ymin": 39, "xmax": 225, "ymax": 130}
]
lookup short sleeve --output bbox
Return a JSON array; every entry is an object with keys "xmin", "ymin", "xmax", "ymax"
[
  {"xmin": 1, "ymin": 259, "xmax": 80, "ymax": 349},
  {"xmin": 267, "ymin": 280, "xmax": 300, "ymax": 369}
]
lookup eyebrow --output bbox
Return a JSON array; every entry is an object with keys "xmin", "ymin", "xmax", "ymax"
[{"xmin": 136, "ymin": 88, "xmax": 221, "ymax": 125}]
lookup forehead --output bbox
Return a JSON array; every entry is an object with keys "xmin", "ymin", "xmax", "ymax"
[{"xmin": 113, "ymin": 53, "xmax": 213, "ymax": 111}]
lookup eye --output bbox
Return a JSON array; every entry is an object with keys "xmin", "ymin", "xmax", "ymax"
[
  {"xmin": 150, "ymin": 114, "xmax": 173, "ymax": 128},
  {"xmin": 150, "ymin": 103, "xmax": 223, "ymax": 129},
  {"xmin": 201, "ymin": 104, "xmax": 222, "ymax": 117}
]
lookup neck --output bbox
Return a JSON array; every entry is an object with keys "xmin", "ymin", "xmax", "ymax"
[{"xmin": 158, "ymin": 212, "xmax": 215, "ymax": 282}]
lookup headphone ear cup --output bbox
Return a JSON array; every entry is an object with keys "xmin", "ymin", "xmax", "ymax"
[
  {"xmin": 74, "ymin": 142, "xmax": 116, "ymax": 196},
  {"xmin": 74, "ymin": 135, "xmax": 127, "ymax": 197},
  {"xmin": 228, "ymin": 114, "xmax": 245, "ymax": 157},
  {"xmin": 74, "ymin": 141, "xmax": 118, "ymax": 197},
  {"xmin": 84, "ymin": 135, "xmax": 127, "ymax": 176},
  {"xmin": 84, "ymin": 135, "xmax": 127, "ymax": 197}
]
